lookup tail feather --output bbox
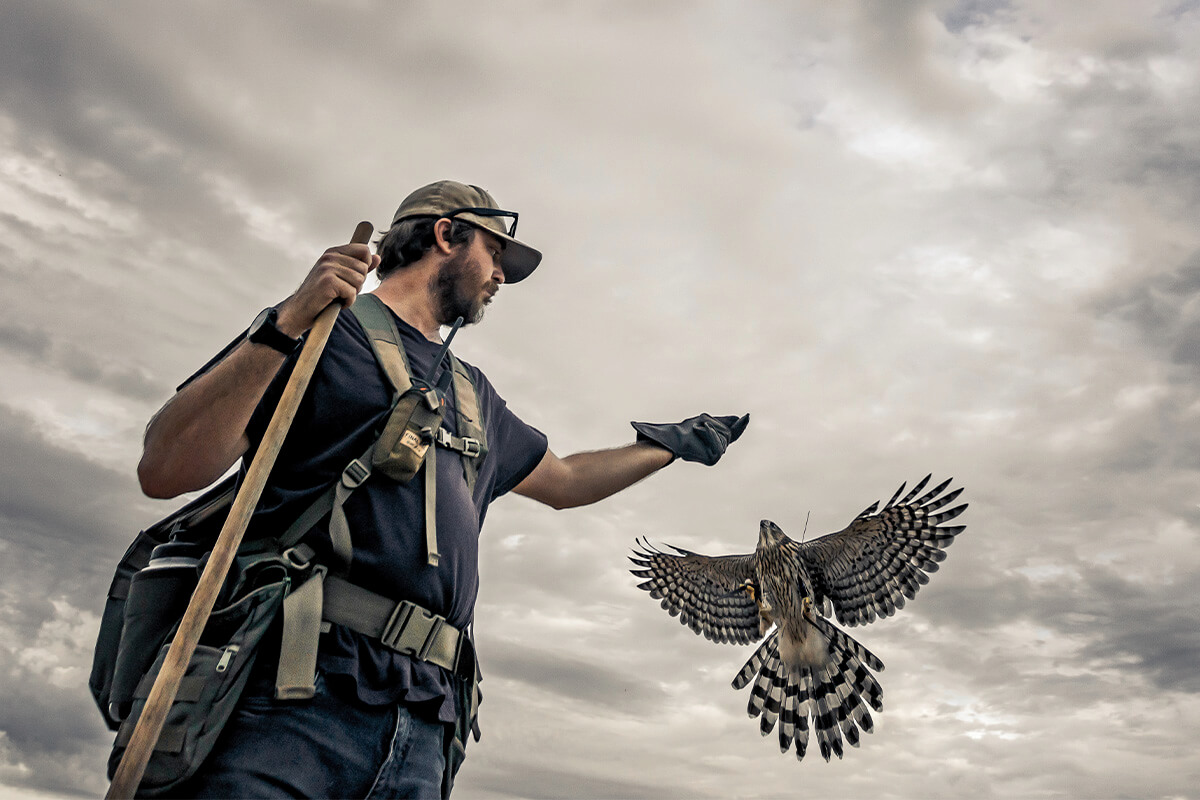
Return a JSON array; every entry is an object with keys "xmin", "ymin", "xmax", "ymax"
[
  {"xmin": 735, "ymin": 620, "xmax": 883, "ymax": 763},
  {"xmin": 733, "ymin": 635, "xmax": 777, "ymax": 691}
]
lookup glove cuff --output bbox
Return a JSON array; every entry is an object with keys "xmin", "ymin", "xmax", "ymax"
[{"xmin": 631, "ymin": 421, "xmax": 679, "ymax": 464}]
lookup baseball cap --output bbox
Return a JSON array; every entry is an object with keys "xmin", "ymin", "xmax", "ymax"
[{"xmin": 390, "ymin": 180, "xmax": 542, "ymax": 283}]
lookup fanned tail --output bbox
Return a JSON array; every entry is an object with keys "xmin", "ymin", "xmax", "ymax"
[{"xmin": 734, "ymin": 623, "xmax": 883, "ymax": 762}]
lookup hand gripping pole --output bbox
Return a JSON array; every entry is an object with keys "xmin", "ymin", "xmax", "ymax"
[{"xmin": 105, "ymin": 221, "xmax": 375, "ymax": 798}]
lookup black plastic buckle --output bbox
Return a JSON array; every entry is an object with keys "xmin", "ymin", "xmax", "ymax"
[
  {"xmin": 380, "ymin": 601, "xmax": 416, "ymax": 652},
  {"xmin": 342, "ymin": 458, "xmax": 371, "ymax": 489},
  {"xmin": 418, "ymin": 617, "xmax": 445, "ymax": 662}
]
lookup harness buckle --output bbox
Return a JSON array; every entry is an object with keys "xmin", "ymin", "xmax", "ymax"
[
  {"xmin": 281, "ymin": 544, "xmax": 315, "ymax": 571},
  {"xmin": 461, "ymin": 438, "xmax": 482, "ymax": 458},
  {"xmin": 380, "ymin": 601, "xmax": 416, "ymax": 651},
  {"xmin": 342, "ymin": 459, "xmax": 371, "ymax": 489},
  {"xmin": 418, "ymin": 617, "xmax": 445, "ymax": 662}
]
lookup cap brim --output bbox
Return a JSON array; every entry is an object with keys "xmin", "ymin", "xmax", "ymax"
[{"xmin": 493, "ymin": 231, "xmax": 541, "ymax": 283}]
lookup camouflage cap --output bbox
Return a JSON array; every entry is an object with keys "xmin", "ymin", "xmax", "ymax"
[{"xmin": 391, "ymin": 180, "xmax": 542, "ymax": 283}]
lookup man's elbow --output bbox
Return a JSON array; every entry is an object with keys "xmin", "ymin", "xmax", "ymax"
[{"xmin": 137, "ymin": 452, "xmax": 179, "ymax": 499}]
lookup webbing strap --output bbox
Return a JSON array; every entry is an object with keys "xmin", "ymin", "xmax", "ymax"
[
  {"xmin": 351, "ymin": 294, "xmax": 412, "ymax": 396},
  {"xmin": 275, "ymin": 565, "xmax": 327, "ymax": 700},
  {"xmin": 133, "ymin": 672, "xmax": 207, "ymax": 704},
  {"xmin": 424, "ymin": 448, "xmax": 439, "ymax": 567},
  {"xmin": 115, "ymin": 721, "xmax": 187, "ymax": 754},
  {"xmin": 450, "ymin": 354, "xmax": 488, "ymax": 496}
]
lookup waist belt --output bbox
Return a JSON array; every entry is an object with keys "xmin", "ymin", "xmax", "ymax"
[
  {"xmin": 321, "ymin": 575, "xmax": 477, "ymax": 682},
  {"xmin": 274, "ymin": 563, "xmax": 477, "ymax": 700}
]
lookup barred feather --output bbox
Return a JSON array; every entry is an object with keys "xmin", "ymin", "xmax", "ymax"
[
  {"xmin": 794, "ymin": 476, "xmax": 968, "ymax": 627},
  {"xmin": 630, "ymin": 538, "xmax": 761, "ymax": 644},
  {"xmin": 735, "ymin": 623, "xmax": 882, "ymax": 762}
]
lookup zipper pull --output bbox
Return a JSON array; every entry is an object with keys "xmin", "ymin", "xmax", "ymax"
[{"xmin": 216, "ymin": 644, "xmax": 240, "ymax": 673}]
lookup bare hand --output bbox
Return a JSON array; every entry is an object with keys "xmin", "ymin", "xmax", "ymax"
[{"xmin": 274, "ymin": 243, "xmax": 379, "ymax": 337}]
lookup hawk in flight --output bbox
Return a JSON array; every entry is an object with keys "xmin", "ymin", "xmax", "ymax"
[{"xmin": 630, "ymin": 475, "xmax": 967, "ymax": 761}]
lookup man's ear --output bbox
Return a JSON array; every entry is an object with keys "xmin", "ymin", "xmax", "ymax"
[{"xmin": 433, "ymin": 217, "xmax": 456, "ymax": 255}]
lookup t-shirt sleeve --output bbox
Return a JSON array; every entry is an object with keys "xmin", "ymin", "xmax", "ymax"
[
  {"xmin": 488, "ymin": 402, "xmax": 548, "ymax": 499},
  {"xmin": 176, "ymin": 330, "xmax": 248, "ymax": 392},
  {"xmin": 465, "ymin": 365, "xmax": 548, "ymax": 500}
]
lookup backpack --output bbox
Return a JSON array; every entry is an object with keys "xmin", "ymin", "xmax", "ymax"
[{"xmin": 92, "ymin": 294, "xmax": 487, "ymax": 793}]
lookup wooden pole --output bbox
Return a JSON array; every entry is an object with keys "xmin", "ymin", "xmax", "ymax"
[{"xmin": 106, "ymin": 221, "xmax": 375, "ymax": 798}]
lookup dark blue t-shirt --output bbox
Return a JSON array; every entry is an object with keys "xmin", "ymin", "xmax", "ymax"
[{"xmin": 203, "ymin": 300, "xmax": 547, "ymax": 724}]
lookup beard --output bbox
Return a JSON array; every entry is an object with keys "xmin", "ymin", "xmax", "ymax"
[{"xmin": 431, "ymin": 249, "xmax": 495, "ymax": 326}]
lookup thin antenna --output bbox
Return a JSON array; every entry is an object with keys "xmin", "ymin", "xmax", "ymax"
[
  {"xmin": 802, "ymin": 511, "xmax": 811, "ymax": 542},
  {"xmin": 425, "ymin": 315, "xmax": 465, "ymax": 386}
]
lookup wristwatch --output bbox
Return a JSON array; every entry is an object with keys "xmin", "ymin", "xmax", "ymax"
[{"xmin": 247, "ymin": 307, "xmax": 302, "ymax": 355}]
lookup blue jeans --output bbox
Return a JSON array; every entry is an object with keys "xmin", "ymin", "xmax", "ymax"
[{"xmin": 174, "ymin": 671, "xmax": 449, "ymax": 798}]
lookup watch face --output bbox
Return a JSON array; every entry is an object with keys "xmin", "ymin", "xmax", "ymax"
[
  {"xmin": 251, "ymin": 308, "xmax": 273, "ymax": 332},
  {"xmin": 248, "ymin": 307, "xmax": 298, "ymax": 353}
]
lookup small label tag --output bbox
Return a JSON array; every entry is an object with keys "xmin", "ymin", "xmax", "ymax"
[{"xmin": 401, "ymin": 430, "xmax": 429, "ymax": 458}]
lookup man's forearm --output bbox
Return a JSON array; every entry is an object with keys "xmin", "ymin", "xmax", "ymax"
[{"xmin": 514, "ymin": 442, "xmax": 673, "ymax": 509}]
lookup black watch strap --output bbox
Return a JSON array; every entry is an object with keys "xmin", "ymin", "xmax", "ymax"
[{"xmin": 247, "ymin": 307, "xmax": 302, "ymax": 355}]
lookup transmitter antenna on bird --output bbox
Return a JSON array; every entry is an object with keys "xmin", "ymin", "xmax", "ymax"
[{"xmin": 802, "ymin": 511, "xmax": 811, "ymax": 542}]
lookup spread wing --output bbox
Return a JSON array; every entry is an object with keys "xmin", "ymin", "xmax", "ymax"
[
  {"xmin": 792, "ymin": 475, "xmax": 967, "ymax": 627},
  {"xmin": 630, "ymin": 538, "xmax": 760, "ymax": 645}
]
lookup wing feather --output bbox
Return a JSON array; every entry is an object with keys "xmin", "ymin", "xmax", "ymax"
[
  {"xmin": 630, "ymin": 538, "xmax": 760, "ymax": 645},
  {"xmin": 793, "ymin": 476, "xmax": 967, "ymax": 627}
]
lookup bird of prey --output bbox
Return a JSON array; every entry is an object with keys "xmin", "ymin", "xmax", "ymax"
[{"xmin": 630, "ymin": 475, "xmax": 967, "ymax": 762}]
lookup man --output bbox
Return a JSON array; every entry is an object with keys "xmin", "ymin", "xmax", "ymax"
[{"xmin": 137, "ymin": 180, "xmax": 747, "ymax": 797}]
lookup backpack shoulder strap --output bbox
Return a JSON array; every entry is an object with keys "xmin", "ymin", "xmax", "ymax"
[
  {"xmin": 448, "ymin": 352, "xmax": 488, "ymax": 496},
  {"xmin": 349, "ymin": 293, "xmax": 412, "ymax": 396}
]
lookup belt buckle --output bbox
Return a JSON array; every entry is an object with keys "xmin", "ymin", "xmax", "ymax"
[
  {"xmin": 380, "ymin": 602, "xmax": 416, "ymax": 651},
  {"xmin": 418, "ymin": 617, "xmax": 445, "ymax": 662}
]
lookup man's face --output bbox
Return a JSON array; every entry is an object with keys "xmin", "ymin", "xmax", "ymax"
[{"xmin": 432, "ymin": 229, "xmax": 506, "ymax": 325}]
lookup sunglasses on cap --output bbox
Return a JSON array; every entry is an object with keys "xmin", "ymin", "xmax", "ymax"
[{"xmin": 444, "ymin": 206, "xmax": 519, "ymax": 238}]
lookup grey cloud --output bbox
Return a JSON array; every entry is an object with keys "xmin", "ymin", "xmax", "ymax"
[
  {"xmin": 0, "ymin": 658, "xmax": 110, "ymax": 797},
  {"xmin": 482, "ymin": 636, "xmax": 668, "ymax": 716},
  {"xmin": 5, "ymin": 1, "xmax": 1200, "ymax": 797},
  {"xmin": 1099, "ymin": 251, "xmax": 1200, "ymax": 366},
  {"xmin": 1056, "ymin": 566, "xmax": 1200, "ymax": 693},
  {"xmin": 0, "ymin": 323, "xmax": 167, "ymax": 401},
  {"xmin": 940, "ymin": 0, "xmax": 1012, "ymax": 33}
]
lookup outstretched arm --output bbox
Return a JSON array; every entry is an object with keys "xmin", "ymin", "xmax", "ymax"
[
  {"xmin": 513, "ymin": 413, "xmax": 749, "ymax": 510},
  {"xmin": 512, "ymin": 443, "xmax": 673, "ymax": 510}
]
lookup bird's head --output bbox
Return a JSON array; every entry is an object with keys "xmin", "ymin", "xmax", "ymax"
[{"xmin": 758, "ymin": 519, "xmax": 786, "ymax": 549}]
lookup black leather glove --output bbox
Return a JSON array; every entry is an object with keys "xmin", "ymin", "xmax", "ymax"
[{"xmin": 631, "ymin": 413, "xmax": 749, "ymax": 466}]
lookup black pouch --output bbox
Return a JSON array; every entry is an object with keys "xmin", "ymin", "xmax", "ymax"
[
  {"xmin": 107, "ymin": 541, "xmax": 204, "ymax": 724},
  {"xmin": 106, "ymin": 553, "xmax": 289, "ymax": 797},
  {"xmin": 372, "ymin": 380, "xmax": 445, "ymax": 483},
  {"xmin": 91, "ymin": 475, "xmax": 236, "ymax": 730}
]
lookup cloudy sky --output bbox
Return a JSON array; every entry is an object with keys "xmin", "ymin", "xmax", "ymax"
[{"xmin": 2, "ymin": 1, "xmax": 1199, "ymax": 797}]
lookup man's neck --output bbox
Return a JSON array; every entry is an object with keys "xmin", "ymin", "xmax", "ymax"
[{"xmin": 371, "ymin": 271, "xmax": 444, "ymax": 343}]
